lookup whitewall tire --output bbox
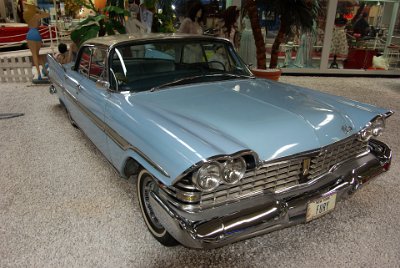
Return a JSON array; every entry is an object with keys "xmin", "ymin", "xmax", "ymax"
[{"xmin": 137, "ymin": 169, "xmax": 178, "ymax": 246}]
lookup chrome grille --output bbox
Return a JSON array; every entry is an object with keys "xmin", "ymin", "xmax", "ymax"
[
  {"xmin": 199, "ymin": 138, "xmax": 368, "ymax": 208},
  {"xmin": 200, "ymin": 159, "xmax": 303, "ymax": 206},
  {"xmin": 308, "ymin": 138, "xmax": 368, "ymax": 179}
]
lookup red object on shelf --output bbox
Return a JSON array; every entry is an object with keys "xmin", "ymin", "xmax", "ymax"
[
  {"xmin": 343, "ymin": 48, "xmax": 376, "ymax": 69},
  {"xmin": 0, "ymin": 23, "xmax": 57, "ymax": 44}
]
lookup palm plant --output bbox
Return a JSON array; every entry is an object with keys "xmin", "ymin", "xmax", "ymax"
[
  {"xmin": 269, "ymin": 0, "xmax": 319, "ymax": 68},
  {"xmin": 243, "ymin": 0, "xmax": 320, "ymax": 69},
  {"xmin": 243, "ymin": 0, "xmax": 268, "ymax": 69}
]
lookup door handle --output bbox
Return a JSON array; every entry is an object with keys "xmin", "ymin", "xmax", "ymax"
[{"xmin": 64, "ymin": 74, "xmax": 80, "ymax": 88}]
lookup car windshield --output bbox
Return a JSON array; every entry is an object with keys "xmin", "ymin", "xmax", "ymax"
[{"xmin": 109, "ymin": 39, "xmax": 253, "ymax": 92}]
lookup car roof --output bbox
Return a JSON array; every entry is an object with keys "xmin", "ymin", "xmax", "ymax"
[{"xmin": 84, "ymin": 33, "xmax": 228, "ymax": 47}]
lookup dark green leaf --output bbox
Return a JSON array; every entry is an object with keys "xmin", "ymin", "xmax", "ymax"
[
  {"xmin": 104, "ymin": 22, "xmax": 115, "ymax": 35},
  {"xmin": 103, "ymin": 6, "xmax": 126, "ymax": 14},
  {"xmin": 77, "ymin": 16, "xmax": 97, "ymax": 26},
  {"xmin": 71, "ymin": 25, "xmax": 100, "ymax": 46}
]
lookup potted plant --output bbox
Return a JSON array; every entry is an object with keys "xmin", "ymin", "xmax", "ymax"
[{"xmin": 243, "ymin": 0, "xmax": 320, "ymax": 80}]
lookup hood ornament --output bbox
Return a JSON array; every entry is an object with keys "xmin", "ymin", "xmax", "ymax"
[
  {"xmin": 302, "ymin": 158, "xmax": 311, "ymax": 176},
  {"xmin": 341, "ymin": 125, "xmax": 353, "ymax": 134}
]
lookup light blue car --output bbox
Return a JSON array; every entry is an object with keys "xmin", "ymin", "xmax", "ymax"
[{"xmin": 48, "ymin": 33, "xmax": 393, "ymax": 249}]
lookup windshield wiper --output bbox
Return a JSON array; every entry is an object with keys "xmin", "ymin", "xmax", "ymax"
[
  {"xmin": 214, "ymin": 73, "xmax": 254, "ymax": 79},
  {"xmin": 150, "ymin": 73, "xmax": 253, "ymax": 92},
  {"xmin": 150, "ymin": 75, "xmax": 205, "ymax": 92}
]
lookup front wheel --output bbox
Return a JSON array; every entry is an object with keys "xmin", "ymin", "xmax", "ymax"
[{"xmin": 137, "ymin": 169, "xmax": 178, "ymax": 246}]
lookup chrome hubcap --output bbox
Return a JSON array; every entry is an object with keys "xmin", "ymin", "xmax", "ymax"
[{"xmin": 142, "ymin": 176, "xmax": 163, "ymax": 230}]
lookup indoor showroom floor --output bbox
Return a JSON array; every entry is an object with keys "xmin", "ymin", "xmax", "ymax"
[{"xmin": 0, "ymin": 76, "xmax": 399, "ymax": 267}]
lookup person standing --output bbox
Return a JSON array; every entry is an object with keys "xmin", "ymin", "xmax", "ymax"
[
  {"xmin": 178, "ymin": 2, "xmax": 204, "ymax": 34},
  {"xmin": 353, "ymin": 12, "xmax": 370, "ymax": 37},
  {"xmin": 125, "ymin": 3, "xmax": 147, "ymax": 34},
  {"xmin": 23, "ymin": 1, "xmax": 49, "ymax": 80},
  {"xmin": 239, "ymin": 16, "xmax": 257, "ymax": 67},
  {"xmin": 216, "ymin": 6, "xmax": 240, "ymax": 49}
]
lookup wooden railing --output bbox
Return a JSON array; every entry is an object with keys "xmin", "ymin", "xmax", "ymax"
[{"xmin": 0, "ymin": 47, "xmax": 56, "ymax": 82}]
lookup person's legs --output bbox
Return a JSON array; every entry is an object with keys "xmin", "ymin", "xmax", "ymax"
[
  {"xmin": 27, "ymin": 40, "xmax": 41, "ymax": 79},
  {"xmin": 26, "ymin": 28, "xmax": 44, "ymax": 80}
]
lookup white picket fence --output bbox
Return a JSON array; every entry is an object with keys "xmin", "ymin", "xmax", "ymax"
[
  {"xmin": 0, "ymin": 56, "xmax": 32, "ymax": 82},
  {"xmin": 0, "ymin": 47, "xmax": 56, "ymax": 82}
]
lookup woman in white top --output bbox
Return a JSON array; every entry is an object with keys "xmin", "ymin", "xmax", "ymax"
[{"xmin": 178, "ymin": 2, "xmax": 204, "ymax": 34}]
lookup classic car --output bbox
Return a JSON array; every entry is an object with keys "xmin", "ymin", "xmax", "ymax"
[{"xmin": 47, "ymin": 33, "xmax": 393, "ymax": 249}]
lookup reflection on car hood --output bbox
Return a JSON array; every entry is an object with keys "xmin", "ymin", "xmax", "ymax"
[{"xmin": 128, "ymin": 79, "xmax": 389, "ymax": 181}]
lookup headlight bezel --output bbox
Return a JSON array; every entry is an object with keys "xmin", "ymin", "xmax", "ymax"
[
  {"xmin": 358, "ymin": 115, "xmax": 386, "ymax": 142},
  {"xmin": 222, "ymin": 157, "xmax": 247, "ymax": 185},
  {"xmin": 192, "ymin": 161, "xmax": 222, "ymax": 192},
  {"xmin": 191, "ymin": 154, "xmax": 253, "ymax": 192}
]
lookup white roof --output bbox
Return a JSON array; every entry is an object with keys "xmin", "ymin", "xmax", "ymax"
[{"xmin": 84, "ymin": 33, "xmax": 226, "ymax": 47}]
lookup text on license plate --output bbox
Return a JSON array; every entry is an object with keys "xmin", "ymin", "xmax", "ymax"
[{"xmin": 306, "ymin": 193, "xmax": 337, "ymax": 222}]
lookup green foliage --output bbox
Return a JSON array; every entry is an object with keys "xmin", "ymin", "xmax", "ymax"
[
  {"xmin": 150, "ymin": 0, "xmax": 175, "ymax": 33},
  {"xmin": 153, "ymin": 13, "xmax": 175, "ymax": 33},
  {"xmin": 143, "ymin": 0, "xmax": 157, "ymax": 10},
  {"xmin": 70, "ymin": 23, "xmax": 100, "ymax": 46},
  {"xmin": 271, "ymin": 0, "xmax": 320, "ymax": 34},
  {"xmin": 70, "ymin": 0, "xmax": 128, "ymax": 46}
]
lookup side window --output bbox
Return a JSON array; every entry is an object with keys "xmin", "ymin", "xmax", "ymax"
[
  {"xmin": 89, "ymin": 48, "xmax": 107, "ymax": 82},
  {"xmin": 182, "ymin": 44, "xmax": 205, "ymax": 64},
  {"xmin": 205, "ymin": 44, "xmax": 232, "ymax": 71},
  {"xmin": 109, "ymin": 48, "xmax": 126, "ymax": 90},
  {"xmin": 78, "ymin": 47, "xmax": 91, "ymax": 77},
  {"xmin": 77, "ymin": 46, "xmax": 107, "ymax": 82}
]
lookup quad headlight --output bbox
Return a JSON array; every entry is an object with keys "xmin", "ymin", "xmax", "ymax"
[
  {"xmin": 358, "ymin": 115, "xmax": 386, "ymax": 141},
  {"xmin": 223, "ymin": 157, "xmax": 247, "ymax": 185},
  {"xmin": 193, "ymin": 162, "xmax": 222, "ymax": 192},
  {"xmin": 192, "ymin": 157, "xmax": 247, "ymax": 192}
]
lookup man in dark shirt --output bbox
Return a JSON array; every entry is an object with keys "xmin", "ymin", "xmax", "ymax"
[{"xmin": 353, "ymin": 12, "xmax": 370, "ymax": 37}]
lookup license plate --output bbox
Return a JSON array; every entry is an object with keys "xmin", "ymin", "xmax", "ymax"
[{"xmin": 306, "ymin": 193, "xmax": 337, "ymax": 222}]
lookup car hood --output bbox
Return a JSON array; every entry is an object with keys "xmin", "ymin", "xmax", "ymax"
[{"xmin": 128, "ymin": 78, "xmax": 389, "ymax": 183}]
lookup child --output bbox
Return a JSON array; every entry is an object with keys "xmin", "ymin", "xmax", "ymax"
[{"xmin": 56, "ymin": 43, "xmax": 70, "ymax": 64}]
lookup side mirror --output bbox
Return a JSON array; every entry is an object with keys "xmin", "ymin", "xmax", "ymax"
[{"xmin": 96, "ymin": 80, "xmax": 110, "ymax": 89}]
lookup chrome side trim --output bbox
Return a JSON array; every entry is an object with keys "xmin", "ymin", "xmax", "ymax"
[{"xmin": 61, "ymin": 87, "xmax": 170, "ymax": 178}]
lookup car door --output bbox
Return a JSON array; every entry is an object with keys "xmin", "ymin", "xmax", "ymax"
[
  {"xmin": 74, "ymin": 45, "xmax": 110, "ymax": 160},
  {"xmin": 63, "ymin": 60, "xmax": 83, "ymax": 127}
]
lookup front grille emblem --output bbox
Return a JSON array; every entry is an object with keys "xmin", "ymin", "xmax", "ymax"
[{"xmin": 302, "ymin": 158, "xmax": 311, "ymax": 176}]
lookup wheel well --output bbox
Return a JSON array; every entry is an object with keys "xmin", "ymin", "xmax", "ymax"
[
  {"xmin": 123, "ymin": 157, "xmax": 141, "ymax": 177},
  {"xmin": 59, "ymin": 99, "xmax": 66, "ymax": 108}
]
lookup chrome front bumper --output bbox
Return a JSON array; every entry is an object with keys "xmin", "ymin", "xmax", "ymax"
[{"xmin": 149, "ymin": 139, "xmax": 392, "ymax": 249}]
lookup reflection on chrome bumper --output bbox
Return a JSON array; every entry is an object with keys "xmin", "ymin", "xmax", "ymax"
[{"xmin": 150, "ymin": 139, "xmax": 392, "ymax": 249}]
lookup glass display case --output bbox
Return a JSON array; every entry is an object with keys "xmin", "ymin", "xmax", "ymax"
[{"xmin": 256, "ymin": 0, "xmax": 400, "ymax": 76}]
